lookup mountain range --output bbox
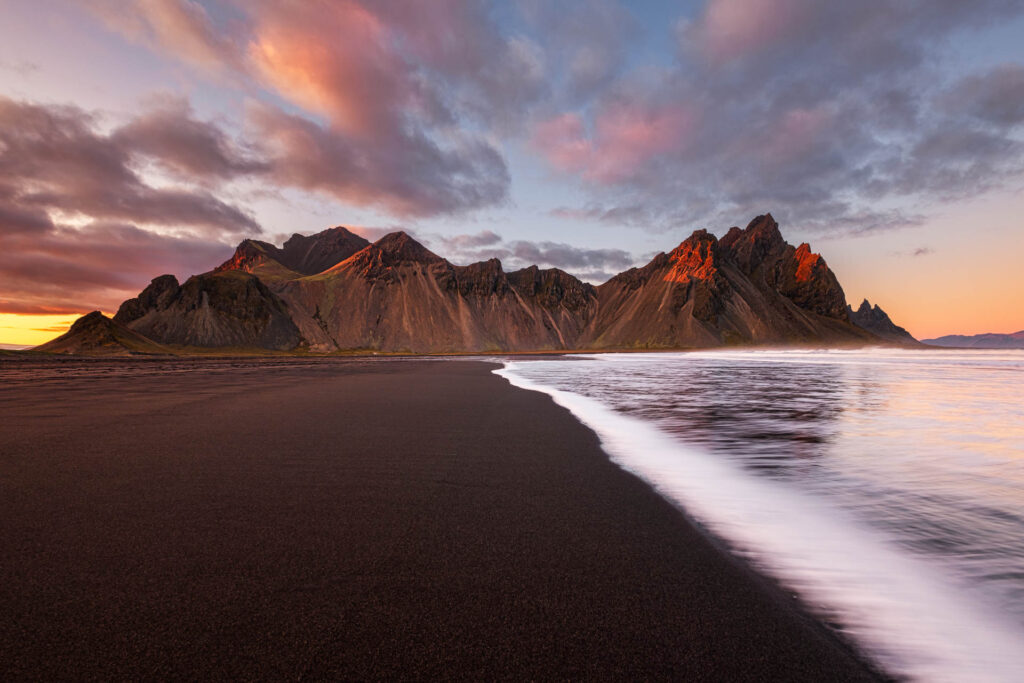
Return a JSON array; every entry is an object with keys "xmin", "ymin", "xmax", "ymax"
[
  {"xmin": 922, "ymin": 331, "xmax": 1024, "ymax": 349},
  {"xmin": 38, "ymin": 214, "xmax": 919, "ymax": 354}
]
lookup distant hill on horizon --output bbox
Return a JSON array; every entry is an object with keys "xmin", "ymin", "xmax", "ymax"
[
  {"xmin": 922, "ymin": 330, "xmax": 1024, "ymax": 349},
  {"xmin": 36, "ymin": 214, "xmax": 917, "ymax": 355}
]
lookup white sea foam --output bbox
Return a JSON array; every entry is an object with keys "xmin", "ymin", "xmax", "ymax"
[{"xmin": 495, "ymin": 359, "xmax": 1024, "ymax": 682}]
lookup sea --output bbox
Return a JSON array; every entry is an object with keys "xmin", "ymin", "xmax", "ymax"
[{"xmin": 496, "ymin": 348, "xmax": 1024, "ymax": 682}]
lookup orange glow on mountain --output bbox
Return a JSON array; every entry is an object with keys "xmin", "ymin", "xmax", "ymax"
[
  {"xmin": 794, "ymin": 243, "xmax": 822, "ymax": 282},
  {"xmin": 664, "ymin": 235, "xmax": 719, "ymax": 283}
]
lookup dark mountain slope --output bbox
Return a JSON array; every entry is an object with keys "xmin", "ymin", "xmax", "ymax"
[
  {"xmin": 114, "ymin": 271, "xmax": 302, "ymax": 350},
  {"xmin": 34, "ymin": 311, "xmax": 170, "ymax": 355},
  {"xmin": 216, "ymin": 226, "xmax": 370, "ymax": 280},
  {"xmin": 847, "ymin": 300, "xmax": 920, "ymax": 346},
  {"xmin": 276, "ymin": 232, "xmax": 598, "ymax": 353}
]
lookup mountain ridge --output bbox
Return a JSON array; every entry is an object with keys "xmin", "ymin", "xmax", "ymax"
[
  {"xmin": 922, "ymin": 330, "xmax": 1024, "ymax": 349},
  {"xmin": 847, "ymin": 299, "xmax": 920, "ymax": 346},
  {"xmin": 39, "ymin": 214, "xmax": 913, "ymax": 354}
]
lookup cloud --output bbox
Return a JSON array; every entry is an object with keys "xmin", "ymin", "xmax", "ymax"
[
  {"xmin": 438, "ymin": 230, "xmax": 504, "ymax": 249},
  {"xmin": 247, "ymin": 103, "xmax": 509, "ymax": 217},
  {"xmin": 431, "ymin": 231, "xmax": 640, "ymax": 283},
  {"xmin": 549, "ymin": 204, "xmax": 664, "ymax": 229},
  {"xmin": 0, "ymin": 96, "xmax": 257, "ymax": 315},
  {"xmin": 0, "ymin": 59, "xmax": 39, "ymax": 77},
  {"xmin": 532, "ymin": 0, "xmax": 1024, "ymax": 237},
  {"xmin": 0, "ymin": 97, "xmax": 259, "ymax": 237},
  {"xmin": 0, "ymin": 222, "xmax": 232, "ymax": 315},
  {"xmin": 889, "ymin": 246, "xmax": 935, "ymax": 258},
  {"xmin": 86, "ymin": 0, "xmax": 537, "ymax": 217},
  {"xmin": 112, "ymin": 96, "xmax": 266, "ymax": 180},
  {"xmin": 86, "ymin": 0, "xmax": 246, "ymax": 73},
  {"xmin": 942, "ymin": 63, "xmax": 1024, "ymax": 127},
  {"xmin": 532, "ymin": 99, "xmax": 696, "ymax": 184},
  {"xmin": 520, "ymin": 0, "xmax": 637, "ymax": 101}
]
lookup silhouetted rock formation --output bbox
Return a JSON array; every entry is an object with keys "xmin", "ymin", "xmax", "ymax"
[
  {"xmin": 34, "ymin": 311, "xmax": 169, "ymax": 355},
  {"xmin": 847, "ymin": 300, "xmax": 919, "ymax": 346},
  {"xmin": 922, "ymin": 330, "xmax": 1024, "ymax": 349},
  {"xmin": 94, "ymin": 214, "xmax": 912, "ymax": 353},
  {"xmin": 114, "ymin": 271, "xmax": 301, "ymax": 350}
]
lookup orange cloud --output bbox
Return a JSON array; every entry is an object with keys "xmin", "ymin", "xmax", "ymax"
[{"xmin": 249, "ymin": 1, "xmax": 399, "ymax": 137}]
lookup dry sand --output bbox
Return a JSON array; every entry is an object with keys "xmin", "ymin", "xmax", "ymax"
[{"xmin": 0, "ymin": 357, "xmax": 880, "ymax": 680}]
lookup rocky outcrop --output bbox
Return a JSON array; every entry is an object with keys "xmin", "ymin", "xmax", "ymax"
[
  {"xmin": 216, "ymin": 226, "xmax": 370, "ymax": 280},
  {"xmin": 114, "ymin": 271, "xmax": 302, "ymax": 350},
  {"xmin": 277, "ymin": 232, "xmax": 599, "ymax": 352},
  {"xmin": 847, "ymin": 300, "xmax": 919, "ymax": 346},
  {"xmin": 719, "ymin": 214, "xmax": 849, "ymax": 320},
  {"xmin": 581, "ymin": 215, "xmax": 873, "ymax": 349},
  {"xmin": 34, "ymin": 311, "xmax": 169, "ymax": 355}
]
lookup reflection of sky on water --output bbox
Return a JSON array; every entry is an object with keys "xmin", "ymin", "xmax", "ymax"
[{"xmin": 510, "ymin": 349, "xmax": 1024, "ymax": 622}]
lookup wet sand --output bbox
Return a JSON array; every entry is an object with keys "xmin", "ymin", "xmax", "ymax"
[{"xmin": 0, "ymin": 358, "xmax": 880, "ymax": 680}]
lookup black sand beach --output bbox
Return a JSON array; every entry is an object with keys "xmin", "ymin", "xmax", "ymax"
[{"xmin": 0, "ymin": 358, "xmax": 879, "ymax": 680}]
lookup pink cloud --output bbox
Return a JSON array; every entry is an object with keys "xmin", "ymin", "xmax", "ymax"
[
  {"xmin": 681, "ymin": 0, "xmax": 812, "ymax": 64},
  {"xmin": 765, "ymin": 106, "xmax": 835, "ymax": 160},
  {"xmin": 86, "ymin": 0, "xmax": 244, "ymax": 72},
  {"xmin": 86, "ymin": 0, "xmax": 520, "ymax": 217},
  {"xmin": 532, "ymin": 113, "xmax": 592, "ymax": 173},
  {"xmin": 248, "ymin": 1, "xmax": 404, "ymax": 138},
  {"xmin": 532, "ymin": 103, "xmax": 696, "ymax": 184}
]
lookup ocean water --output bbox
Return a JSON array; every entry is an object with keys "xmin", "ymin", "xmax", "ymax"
[{"xmin": 496, "ymin": 349, "xmax": 1024, "ymax": 682}]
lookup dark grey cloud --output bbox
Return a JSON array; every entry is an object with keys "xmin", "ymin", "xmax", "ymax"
[
  {"xmin": 247, "ymin": 104, "xmax": 510, "ymax": 218},
  {"xmin": 0, "ymin": 97, "xmax": 259, "ymax": 237},
  {"xmin": 0, "ymin": 59, "xmax": 39, "ymax": 76},
  {"xmin": 112, "ymin": 97, "xmax": 267, "ymax": 180},
  {"xmin": 0, "ymin": 222, "xmax": 231, "ymax": 315},
  {"xmin": 0, "ymin": 96, "xmax": 257, "ymax": 315},
  {"xmin": 437, "ymin": 230, "xmax": 504, "ymax": 249},
  {"xmin": 88, "ymin": 0, "xmax": 532, "ymax": 214},
  {"xmin": 538, "ymin": 0, "xmax": 1024, "ymax": 237},
  {"xmin": 943, "ymin": 63, "xmax": 1024, "ymax": 127},
  {"xmin": 520, "ymin": 0, "xmax": 637, "ymax": 102},
  {"xmin": 549, "ymin": 204, "xmax": 675, "ymax": 231},
  {"xmin": 889, "ymin": 246, "xmax": 935, "ymax": 258},
  {"xmin": 433, "ymin": 231, "xmax": 640, "ymax": 283}
]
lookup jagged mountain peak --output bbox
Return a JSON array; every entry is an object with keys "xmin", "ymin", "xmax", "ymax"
[
  {"xmin": 665, "ymin": 229, "xmax": 721, "ymax": 283},
  {"xmin": 848, "ymin": 299, "xmax": 919, "ymax": 346},
  {"xmin": 720, "ymin": 213, "xmax": 786, "ymax": 274},
  {"xmin": 370, "ymin": 231, "xmax": 444, "ymax": 264},
  {"xmin": 793, "ymin": 243, "xmax": 824, "ymax": 283},
  {"xmin": 218, "ymin": 226, "xmax": 370, "ymax": 277}
]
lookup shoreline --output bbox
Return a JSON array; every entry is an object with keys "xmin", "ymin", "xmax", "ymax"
[
  {"xmin": 0, "ymin": 357, "xmax": 882, "ymax": 679},
  {"xmin": 3, "ymin": 337, "xmax": 943, "ymax": 363}
]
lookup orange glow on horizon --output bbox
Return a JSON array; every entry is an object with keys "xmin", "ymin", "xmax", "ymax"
[{"xmin": 0, "ymin": 313, "xmax": 87, "ymax": 347}]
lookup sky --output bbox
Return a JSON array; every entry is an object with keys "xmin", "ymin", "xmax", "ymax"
[{"xmin": 1, "ymin": 0, "xmax": 1023, "ymax": 346}]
